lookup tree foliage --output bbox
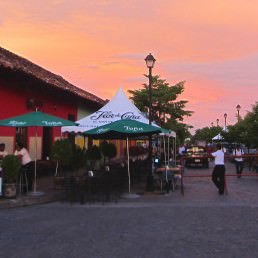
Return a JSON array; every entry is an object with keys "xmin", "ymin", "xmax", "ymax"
[
  {"xmin": 192, "ymin": 126, "xmax": 222, "ymax": 144},
  {"xmin": 128, "ymin": 75, "xmax": 193, "ymax": 143},
  {"xmin": 222, "ymin": 102, "xmax": 258, "ymax": 147},
  {"xmin": 51, "ymin": 139, "xmax": 74, "ymax": 167},
  {"xmin": 192, "ymin": 102, "xmax": 258, "ymax": 148},
  {"xmin": 100, "ymin": 140, "xmax": 117, "ymax": 165}
]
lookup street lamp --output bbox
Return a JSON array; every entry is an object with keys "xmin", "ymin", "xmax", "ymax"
[
  {"xmin": 211, "ymin": 122, "xmax": 214, "ymax": 127},
  {"xmin": 145, "ymin": 53, "xmax": 156, "ymax": 124},
  {"xmin": 236, "ymin": 104, "xmax": 241, "ymax": 122},
  {"xmin": 145, "ymin": 53, "xmax": 156, "ymax": 191},
  {"xmin": 224, "ymin": 113, "xmax": 227, "ymax": 128},
  {"xmin": 216, "ymin": 118, "xmax": 219, "ymax": 127}
]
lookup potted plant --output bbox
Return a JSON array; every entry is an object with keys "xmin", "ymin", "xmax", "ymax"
[
  {"xmin": 2, "ymin": 154, "xmax": 21, "ymax": 198},
  {"xmin": 51, "ymin": 139, "xmax": 88, "ymax": 188},
  {"xmin": 86, "ymin": 145, "xmax": 101, "ymax": 170},
  {"xmin": 100, "ymin": 141, "xmax": 117, "ymax": 166},
  {"xmin": 50, "ymin": 139, "xmax": 74, "ymax": 189}
]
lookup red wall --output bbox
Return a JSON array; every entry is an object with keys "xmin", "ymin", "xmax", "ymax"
[{"xmin": 0, "ymin": 77, "xmax": 77, "ymax": 153}]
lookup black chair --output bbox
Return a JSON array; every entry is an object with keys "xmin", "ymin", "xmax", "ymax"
[{"xmin": 18, "ymin": 168, "xmax": 28, "ymax": 195}]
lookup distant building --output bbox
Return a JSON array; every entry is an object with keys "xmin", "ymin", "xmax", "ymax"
[{"xmin": 0, "ymin": 47, "xmax": 105, "ymax": 159}]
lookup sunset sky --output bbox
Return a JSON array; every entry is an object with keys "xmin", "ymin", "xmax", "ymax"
[{"xmin": 1, "ymin": 0, "xmax": 258, "ymax": 133}]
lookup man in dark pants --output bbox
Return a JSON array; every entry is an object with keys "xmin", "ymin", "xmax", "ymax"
[{"xmin": 211, "ymin": 143, "xmax": 226, "ymax": 195}]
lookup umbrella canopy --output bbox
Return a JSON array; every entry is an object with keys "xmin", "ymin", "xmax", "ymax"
[
  {"xmin": 0, "ymin": 111, "xmax": 76, "ymax": 127},
  {"xmin": 0, "ymin": 110, "xmax": 77, "ymax": 195},
  {"xmin": 62, "ymin": 87, "xmax": 152, "ymax": 133},
  {"xmin": 84, "ymin": 119, "xmax": 162, "ymax": 195},
  {"xmin": 84, "ymin": 119, "xmax": 162, "ymax": 139}
]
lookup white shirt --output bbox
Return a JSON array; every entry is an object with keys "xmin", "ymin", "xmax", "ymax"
[
  {"xmin": 179, "ymin": 146, "xmax": 185, "ymax": 155},
  {"xmin": 0, "ymin": 150, "xmax": 8, "ymax": 159},
  {"xmin": 233, "ymin": 148, "xmax": 244, "ymax": 162},
  {"xmin": 14, "ymin": 148, "xmax": 32, "ymax": 165},
  {"xmin": 212, "ymin": 149, "xmax": 224, "ymax": 165}
]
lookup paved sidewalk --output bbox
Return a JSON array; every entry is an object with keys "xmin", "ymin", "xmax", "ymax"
[{"xmin": 0, "ymin": 176, "xmax": 63, "ymax": 209}]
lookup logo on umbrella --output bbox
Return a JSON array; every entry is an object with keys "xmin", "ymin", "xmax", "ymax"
[
  {"xmin": 42, "ymin": 121, "xmax": 63, "ymax": 126},
  {"xmin": 8, "ymin": 121, "xmax": 27, "ymax": 126},
  {"xmin": 124, "ymin": 126, "xmax": 143, "ymax": 132}
]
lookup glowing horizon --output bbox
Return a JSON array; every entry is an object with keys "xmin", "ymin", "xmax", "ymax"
[{"xmin": 1, "ymin": 0, "xmax": 257, "ymax": 133}]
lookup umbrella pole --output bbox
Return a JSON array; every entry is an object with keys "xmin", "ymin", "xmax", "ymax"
[
  {"xmin": 163, "ymin": 135, "xmax": 166, "ymax": 167},
  {"xmin": 28, "ymin": 126, "xmax": 44, "ymax": 196},
  {"xmin": 126, "ymin": 137, "xmax": 131, "ymax": 194},
  {"xmin": 34, "ymin": 126, "xmax": 38, "ymax": 192},
  {"xmin": 168, "ymin": 136, "xmax": 170, "ymax": 167}
]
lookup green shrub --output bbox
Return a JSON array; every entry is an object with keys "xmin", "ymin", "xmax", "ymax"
[
  {"xmin": 86, "ymin": 145, "xmax": 101, "ymax": 169},
  {"xmin": 71, "ymin": 145, "xmax": 87, "ymax": 170},
  {"xmin": 100, "ymin": 141, "xmax": 117, "ymax": 165},
  {"xmin": 2, "ymin": 155, "xmax": 21, "ymax": 183}
]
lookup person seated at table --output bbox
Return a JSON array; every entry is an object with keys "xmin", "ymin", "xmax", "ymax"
[
  {"xmin": 0, "ymin": 143, "xmax": 8, "ymax": 160},
  {"xmin": 0, "ymin": 143, "xmax": 8, "ymax": 177},
  {"xmin": 14, "ymin": 142, "xmax": 34, "ymax": 192}
]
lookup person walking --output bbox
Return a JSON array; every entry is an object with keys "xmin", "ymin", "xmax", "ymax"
[
  {"xmin": 211, "ymin": 143, "xmax": 226, "ymax": 195},
  {"xmin": 233, "ymin": 145, "xmax": 244, "ymax": 178}
]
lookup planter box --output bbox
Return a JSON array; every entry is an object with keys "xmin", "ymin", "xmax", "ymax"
[
  {"xmin": 4, "ymin": 183, "xmax": 17, "ymax": 198},
  {"xmin": 53, "ymin": 176, "xmax": 65, "ymax": 190}
]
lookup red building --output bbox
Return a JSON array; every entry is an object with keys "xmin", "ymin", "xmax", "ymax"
[{"xmin": 0, "ymin": 47, "xmax": 105, "ymax": 159}]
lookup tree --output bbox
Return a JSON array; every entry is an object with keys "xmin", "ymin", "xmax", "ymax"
[
  {"xmin": 192, "ymin": 126, "xmax": 222, "ymax": 144},
  {"xmin": 86, "ymin": 145, "xmax": 102, "ymax": 169},
  {"xmin": 223, "ymin": 102, "xmax": 258, "ymax": 148},
  {"xmin": 242, "ymin": 102, "xmax": 258, "ymax": 147},
  {"xmin": 128, "ymin": 75, "xmax": 193, "ymax": 143},
  {"xmin": 100, "ymin": 140, "xmax": 117, "ymax": 165},
  {"xmin": 51, "ymin": 139, "xmax": 74, "ymax": 174}
]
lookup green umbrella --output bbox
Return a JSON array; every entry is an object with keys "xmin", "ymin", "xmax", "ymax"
[
  {"xmin": 0, "ymin": 110, "xmax": 77, "ymax": 195},
  {"xmin": 84, "ymin": 119, "xmax": 162, "ymax": 195},
  {"xmin": 0, "ymin": 111, "xmax": 76, "ymax": 127},
  {"xmin": 84, "ymin": 119, "xmax": 162, "ymax": 139}
]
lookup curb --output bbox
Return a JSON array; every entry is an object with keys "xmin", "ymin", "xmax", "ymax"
[{"xmin": 0, "ymin": 190, "xmax": 64, "ymax": 210}]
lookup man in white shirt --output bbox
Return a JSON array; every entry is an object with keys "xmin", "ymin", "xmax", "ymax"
[
  {"xmin": 178, "ymin": 145, "xmax": 186, "ymax": 156},
  {"xmin": 211, "ymin": 143, "xmax": 226, "ymax": 195},
  {"xmin": 233, "ymin": 145, "xmax": 244, "ymax": 178}
]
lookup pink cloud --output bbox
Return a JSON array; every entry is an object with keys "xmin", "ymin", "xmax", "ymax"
[{"xmin": 1, "ymin": 0, "xmax": 258, "ymax": 132}]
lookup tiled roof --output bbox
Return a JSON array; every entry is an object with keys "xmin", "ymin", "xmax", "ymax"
[{"xmin": 0, "ymin": 47, "xmax": 105, "ymax": 105}]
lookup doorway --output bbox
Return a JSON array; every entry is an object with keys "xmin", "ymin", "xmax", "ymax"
[{"xmin": 42, "ymin": 127, "xmax": 53, "ymax": 159}]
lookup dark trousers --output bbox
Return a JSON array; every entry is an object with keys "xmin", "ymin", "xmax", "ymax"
[
  {"xmin": 22, "ymin": 161, "xmax": 34, "ymax": 191},
  {"xmin": 212, "ymin": 165, "xmax": 225, "ymax": 194},
  {"xmin": 165, "ymin": 180, "xmax": 172, "ymax": 193},
  {"xmin": 235, "ymin": 161, "xmax": 244, "ymax": 175}
]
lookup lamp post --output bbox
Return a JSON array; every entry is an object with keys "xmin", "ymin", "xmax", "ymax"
[
  {"xmin": 216, "ymin": 118, "xmax": 219, "ymax": 127},
  {"xmin": 236, "ymin": 104, "xmax": 241, "ymax": 122},
  {"xmin": 211, "ymin": 122, "xmax": 214, "ymax": 127},
  {"xmin": 224, "ymin": 113, "xmax": 227, "ymax": 128},
  {"xmin": 145, "ymin": 53, "xmax": 156, "ymax": 191}
]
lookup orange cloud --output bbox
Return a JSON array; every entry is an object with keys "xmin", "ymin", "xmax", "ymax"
[{"xmin": 1, "ymin": 0, "xmax": 258, "ymax": 131}]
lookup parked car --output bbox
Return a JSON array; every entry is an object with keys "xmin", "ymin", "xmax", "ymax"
[{"xmin": 185, "ymin": 146, "xmax": 209, "ymax": 168}]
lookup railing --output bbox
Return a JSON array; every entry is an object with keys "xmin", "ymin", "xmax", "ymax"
[{"xmin": 179, "ymin": 154, "xmax": 258, "ymax": 196}]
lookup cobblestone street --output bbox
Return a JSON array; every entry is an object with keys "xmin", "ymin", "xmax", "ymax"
[{"xmin": 1, "ymin": 161, "xmax": 258, "ymax": 258}]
